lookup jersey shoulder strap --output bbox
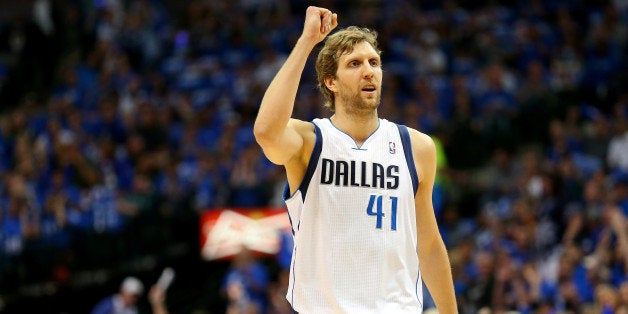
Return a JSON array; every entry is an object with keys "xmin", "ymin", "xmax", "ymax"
[{"xmin": 396, "ymin": 124, "xmax": 419, "ymax": 194}]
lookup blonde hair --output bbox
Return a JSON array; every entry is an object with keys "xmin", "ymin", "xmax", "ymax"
[{"xmin": 315, "ymin": 26, "xmax": 381, "ymax": 112}]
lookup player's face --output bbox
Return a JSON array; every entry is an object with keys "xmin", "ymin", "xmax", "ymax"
[{"xmin": 331, "ymin": 41, "xmax": 382, "ymax": 112}]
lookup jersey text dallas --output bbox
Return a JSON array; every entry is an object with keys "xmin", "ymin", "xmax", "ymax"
[{"xmin": 320, "ymin": 158, "xmax": 399, "ymax": 189}]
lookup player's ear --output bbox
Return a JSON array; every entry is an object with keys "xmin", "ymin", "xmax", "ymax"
[{"xmin": 324, "ymin": 76, "xmax": 337, "ymax": 92}]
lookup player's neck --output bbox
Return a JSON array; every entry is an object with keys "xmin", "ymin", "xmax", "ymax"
[{"xmin": 330, "ymin": 110, "xmax": 379, "ymax": 146}]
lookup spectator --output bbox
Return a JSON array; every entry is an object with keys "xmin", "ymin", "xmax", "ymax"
[
  {"xmin": 221, "ymin": 248, "xmax": 269, "ymax": 314},
  {"xmin": 92, "ymin": 276, "xmax": 144, "ymax": 314}
]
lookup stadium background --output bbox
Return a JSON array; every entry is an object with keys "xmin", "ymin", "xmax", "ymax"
[{"xmin": 0, "ymin": 0, "xmax": 627, "ymax": 313}]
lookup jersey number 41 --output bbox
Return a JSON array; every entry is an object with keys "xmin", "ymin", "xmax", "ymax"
[{"xmin": 366, "ymin": 194, "xmax": 398, "ymax": 231}]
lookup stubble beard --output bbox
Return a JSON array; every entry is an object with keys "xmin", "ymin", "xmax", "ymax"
[{"xmin": 338, "ymin": 89, "xmax": 381, "ymax": 116}]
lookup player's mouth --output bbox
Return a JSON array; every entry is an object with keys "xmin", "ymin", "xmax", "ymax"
[{"xmin": 361, "ymin": 85, "xmax": 377, "ymax": 95}]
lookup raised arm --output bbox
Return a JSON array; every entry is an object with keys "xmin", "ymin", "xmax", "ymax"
[
  {"xmin": 411, "ymin": 129, "xmax": 458, "ymax": 313},
  {"xmin": 253, "ymin": 6, "xmax": 337, "ymax": 165}
]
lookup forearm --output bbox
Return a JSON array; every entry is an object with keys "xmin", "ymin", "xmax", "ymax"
[
  {"xmin": 615, "ymin": 224, "xmax": 628, "ymax": 265},
  {"xmin": 254, "ymin": 37, "xmax": 316, "ymax": 141},
  {"xmin": 150, "ymin": 302, "xmax": 168, "ymax": 314},
  {"xmin": 420, "ymin": 237, "xmax": 458, "ymax": 313}
]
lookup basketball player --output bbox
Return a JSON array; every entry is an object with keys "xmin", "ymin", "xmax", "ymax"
[{"xmin": 254, "ymin": 6, "xmax": 458, "ymax": 313}]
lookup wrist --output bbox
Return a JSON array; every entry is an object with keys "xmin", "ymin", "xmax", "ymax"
[{"xmin": 295, "ymin": 36, "xmax": 319, "ymax": 51}]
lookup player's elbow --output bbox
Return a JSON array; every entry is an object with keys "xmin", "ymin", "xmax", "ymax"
[
  {"xmin": 253, "ymin": 122, "xmax": 276, "ymax": 146},
  {"xmin": 417, "ymin": 232, "xmax": 440, "ymax": 257}
]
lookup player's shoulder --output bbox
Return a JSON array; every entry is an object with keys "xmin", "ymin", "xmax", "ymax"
[
  {"xmin": 403, "ymin": 125, "xmax": 437, "ymax": 180},
  {"xmin": 403, "ymin": 125, "xmax": 436, "ymax": 152}
]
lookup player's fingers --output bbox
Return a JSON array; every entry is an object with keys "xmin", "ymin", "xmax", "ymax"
[
  {"xmin": 330, "ymin": 13, "xmax": 338, "ymax": 30},
  {"xmin": 320, "ymin": 10, "xmax": 333, "ymax": 33}
]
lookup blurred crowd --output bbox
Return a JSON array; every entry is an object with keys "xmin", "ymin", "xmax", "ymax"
[{"xmin": 0, "ymin": 0, "xmax": 627, "ymax": 313}]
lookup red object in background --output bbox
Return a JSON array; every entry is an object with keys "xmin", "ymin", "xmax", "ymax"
[{"xmin": 199, "ymin": 208, "xmax": 291, "ymax": 261}]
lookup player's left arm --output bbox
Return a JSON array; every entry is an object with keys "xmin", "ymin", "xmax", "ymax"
[{"xmin": 410, "ymin": 129, "xmax": 458, "ymax": 313}]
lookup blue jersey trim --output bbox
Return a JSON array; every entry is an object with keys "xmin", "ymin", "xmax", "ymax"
[
  {"xmin": 281, "ymin": 122, "xmax": 323, "ymax": 202},
  {"xmin": 282, "ymin": 184, "xmax": 296, "ymax": 235},
  {"xmin": 298, "ymin": 122, "xmax": 323, "ymax": 201},
  {"xmin": 397, "ymin": 124, "xmax": 419, "ymax": 194},
  {"xmin": 282, "ymin": 181, "xmax": 291, "ymax": 200}
]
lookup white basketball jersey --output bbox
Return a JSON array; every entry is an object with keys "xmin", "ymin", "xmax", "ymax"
[{"xmin": 283, "ymin": 118, "xmax": 423, "ymax": 313}]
